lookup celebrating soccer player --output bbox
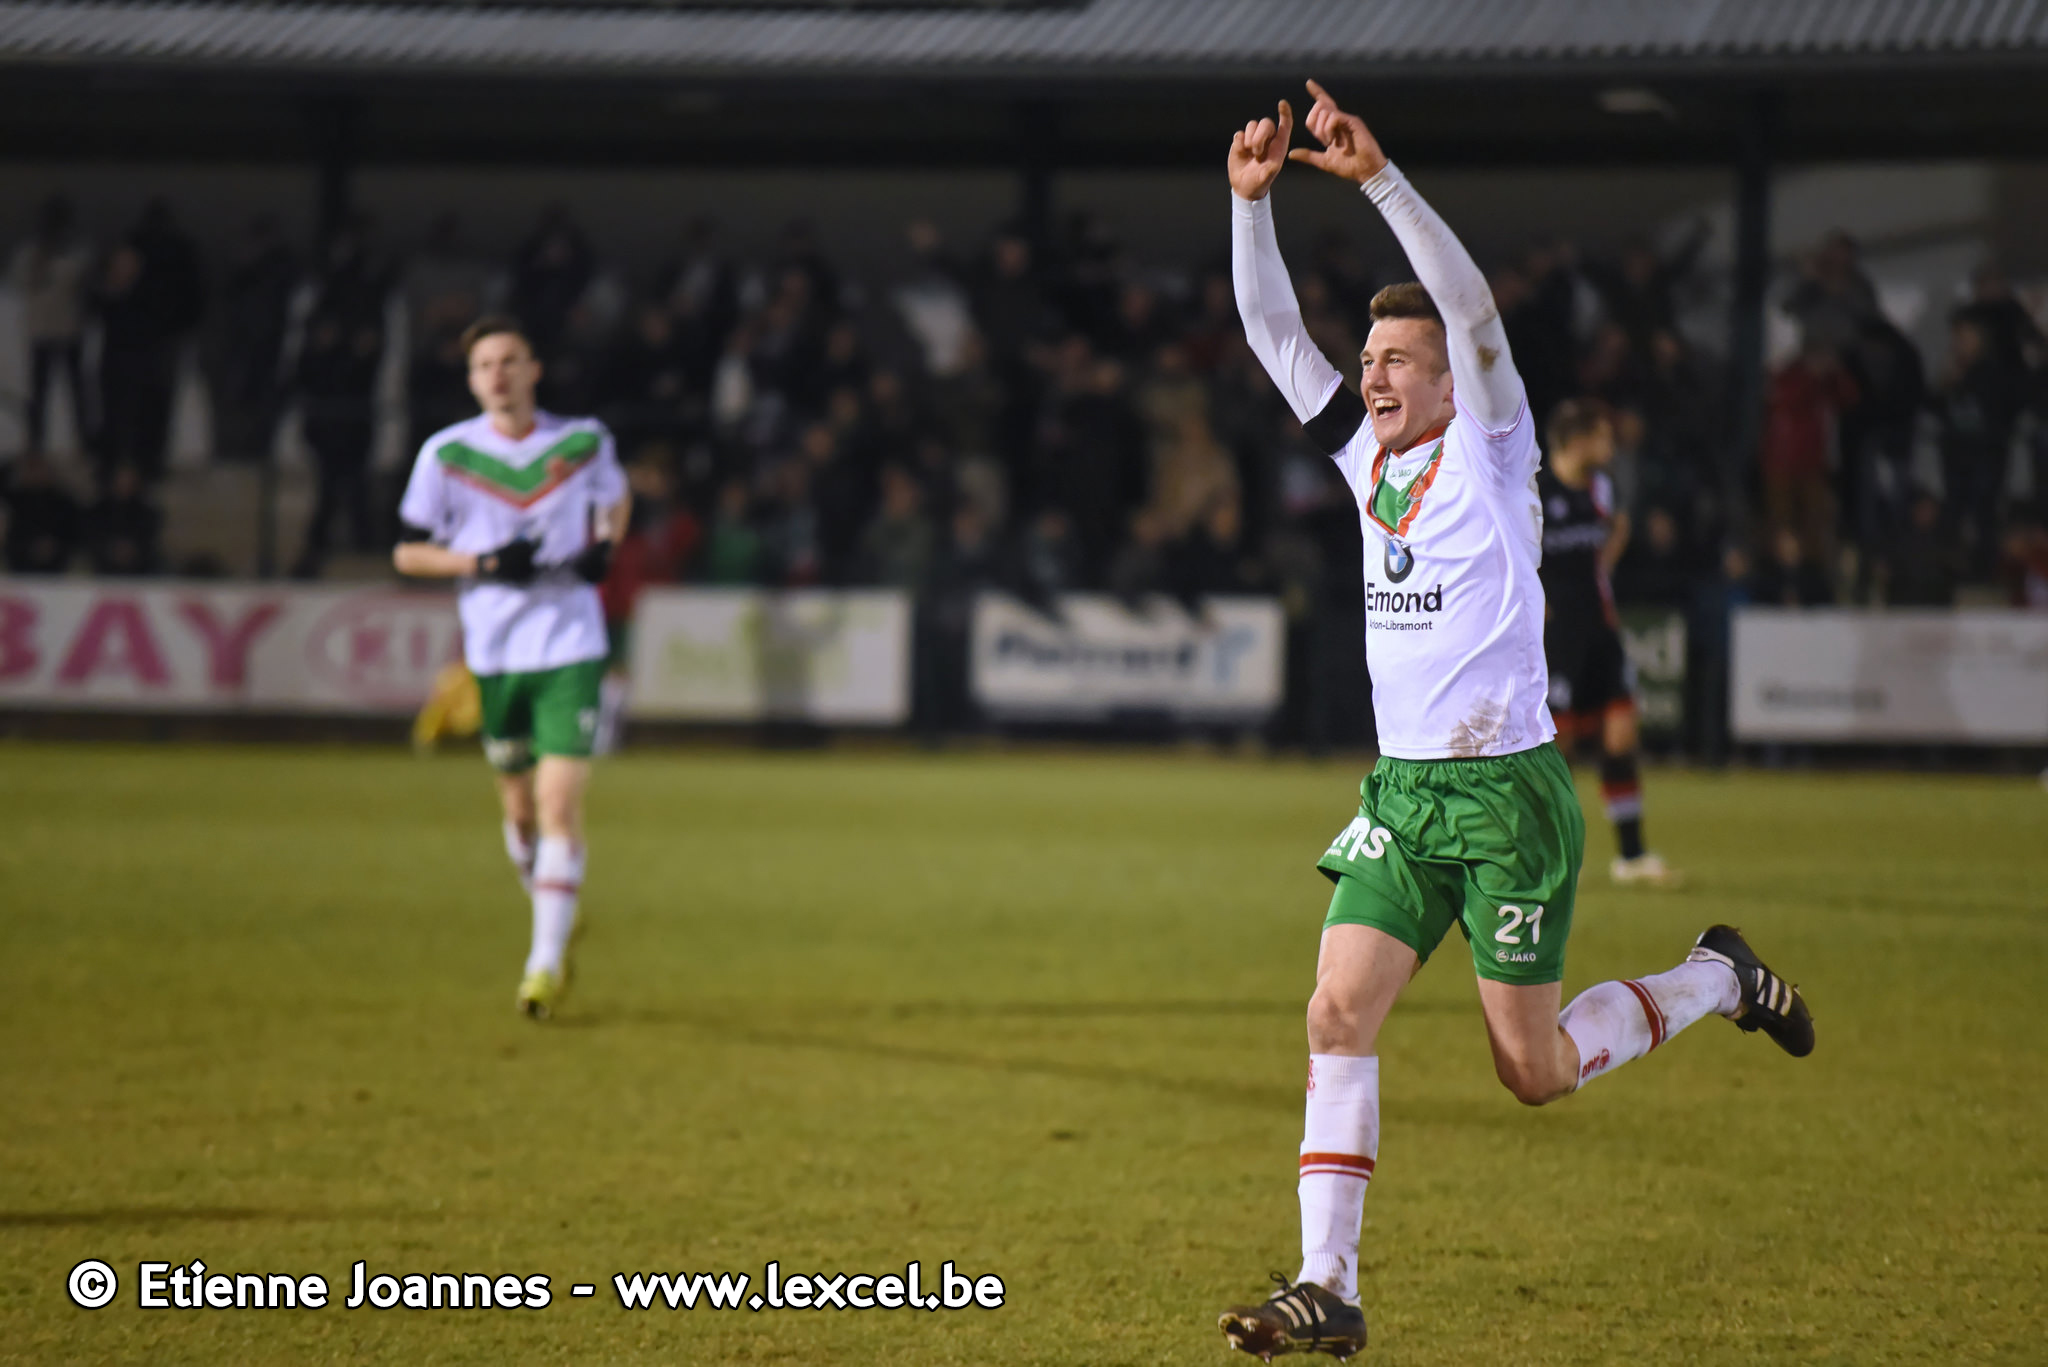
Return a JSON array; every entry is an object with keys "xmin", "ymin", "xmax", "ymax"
[
  {"xmin": 1536, "ymin": 398, "xmax": 1681, "ymax": 886},
  {"xmin": 392, "ymin": 316, "xmax": 630, "ymax": 1021},
  {"xmin": 1217, "ymin": 83, "xmax": 1811, "ymax": 1359}
]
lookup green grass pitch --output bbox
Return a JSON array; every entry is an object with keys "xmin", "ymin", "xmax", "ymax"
[{"xmin": 2, "ymin": 743, "xmax": 2043, "ymax": 1365}]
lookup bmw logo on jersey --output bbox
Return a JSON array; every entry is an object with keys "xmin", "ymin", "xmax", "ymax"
[{"xmin": 1383, "ymin": 536, "xmax": 1416, "ymax": 584}]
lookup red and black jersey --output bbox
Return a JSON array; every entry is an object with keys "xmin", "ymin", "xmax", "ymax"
[{"xmin": 1536, "ymin": 465, "xmax": 1617, "ymax": 631}]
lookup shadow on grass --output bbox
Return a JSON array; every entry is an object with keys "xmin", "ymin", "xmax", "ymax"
[
  {"xmin": 576, "ymin": 1007, "xmax": 1529, "ymax": 1130},
  {"xmin": 572, "ymin": 1004, "xmax": 1333, "ymax": 1112},
  {"xmin": 878, "ymin": 998, "xmax": 1305, "ymax": 1021},
  {"xmin": 0, "ymin": 1205, "xmax": 430, "ymax": 1230}
]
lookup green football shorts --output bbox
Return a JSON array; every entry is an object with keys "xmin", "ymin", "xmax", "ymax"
[
  {"xmin": 1316, "ymin": 742, "xmax": 1585, "ymax": 985},
  {"xmin": 475, "ymin": 658, "xmax": 605, "ymax": 773}
]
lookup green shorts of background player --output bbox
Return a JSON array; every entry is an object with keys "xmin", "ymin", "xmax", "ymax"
[{"xmin": 476, "ymin": 659, "xmax": 605, "ymax": 774}]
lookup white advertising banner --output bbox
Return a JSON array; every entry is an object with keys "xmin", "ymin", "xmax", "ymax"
[
  {"xmin": 1732, "ymin": 608, "xmax": 2048, "ymax": 743},
  {"xmin": 0, "ymin": 579, "xmax": 462, "ymax": 714},
  {"xmin": 971, "ymin": 592, "xmax": 1285, "ymax": 721},
  {"xmin": 628, "ymin": 587, "xmax": 910, "ymax": 724}
]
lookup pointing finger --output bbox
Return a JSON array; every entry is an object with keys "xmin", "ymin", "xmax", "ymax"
[
  {"xmin": 1276, "ymin": 98, "xmax": 1294, "ymax": 141},
  {"xmin": 1305, "ymin": 77, "xmax": 1334, "ymax": 106}
]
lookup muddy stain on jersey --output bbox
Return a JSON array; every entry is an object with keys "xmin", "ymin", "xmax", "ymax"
[{"xmin": 1447, "ymin": 698, "xmax": 1509, "ymax": 757}]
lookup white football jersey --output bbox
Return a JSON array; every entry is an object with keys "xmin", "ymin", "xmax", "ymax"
[
  {"xmin": 1332, "ymin": 395, "xmax": 1555, "ymax": 761},
  {"xmin": 397, "ymin": 410, "xmax": 627, "ymax": 676}
]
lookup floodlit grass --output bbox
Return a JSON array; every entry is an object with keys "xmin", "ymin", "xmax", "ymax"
[{"xmin": 2, "ymin": 744, "xmax": 2043, "ymax": 1365}]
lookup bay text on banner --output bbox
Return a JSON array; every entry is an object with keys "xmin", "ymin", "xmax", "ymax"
[{"xmin": 0, "ymin": 580, "xmax": 462, "ymax": 714}]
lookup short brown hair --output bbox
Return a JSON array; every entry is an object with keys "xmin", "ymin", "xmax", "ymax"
[
  {"xmin": 1545, "ymin": 397, "xmax": 1612, "ymax": 453},
  {"xmin": 1369, "ymin": 282, "xmax": 1443, "ymax": 328},
  {"xmin": 459, "ymin": 314, "xmax": 533, "ymax": 360}
]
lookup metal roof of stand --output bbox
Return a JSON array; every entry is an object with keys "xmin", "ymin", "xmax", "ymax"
[{"xmin": 5, "ymin": 0, "xmax": 2048, "ymax": 82}]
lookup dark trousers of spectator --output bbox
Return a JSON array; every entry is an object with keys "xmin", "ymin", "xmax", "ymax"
[
  {"xmin": 297, "ymin": 421, "xmax": 376, "ymax": 574},
  {"xmin": 97, "ymin": 345, "xmax": 178, "ymax": 484},
  {"xmin": 26, "ymin": 339, "xmax": 88, "ymax": 454},
  {"xmin": 911, "ymin": 606, "xmax": 979, "ymax": 741},
  {"xmin": 212, "ymin": 356, "xmax": 285, "ymax": 464},
  {"xmin": 1943, "ymin": 440, "xmax": 2007, "ymax": 579},
  {"xmin": 214, "ymin": 395, "xmax": 282, "ymax": 466},
  {"xmin": 1850, "ymin": 431, "xmax": 1912, "ymax": 600},
  {"xmin": 1295, "ymin": 606, "xmax": 1372, "ymax": 756},
  {"xmin": 2034, "ymin": 429, "xmax": 2048, "ymax": 519}
]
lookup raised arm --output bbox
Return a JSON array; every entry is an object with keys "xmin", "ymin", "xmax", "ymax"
[
  {"xmin": 1291, "ymin": 80, "xmax": 1525, "ymax": 434},
  {"xmin": 1232, "ymin": 196, "xmax": 1347, "ymax": 429},
  {"xmin": 1227, "ymin": 100, "xmax": 1361, "ymax": 452}
]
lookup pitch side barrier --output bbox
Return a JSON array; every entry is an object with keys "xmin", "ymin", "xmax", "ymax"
[
  {"xmin": 967, "ymin": 591, "xmax": 1284, "ymax": 725},
  {"xmin": 1731, "ymin": 607, "xmax": 2048, "ymax": 745},
  {"xmin": 0, "ymin": 581, "xmax": 1287, "ymax": 732}
]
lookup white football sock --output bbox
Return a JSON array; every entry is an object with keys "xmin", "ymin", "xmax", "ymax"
[
  {"xmin": 503, "ymin": 820, "xmax": 536, "ymax": 894},
  {"xmin": 524, "ymin": 837, "xmax": 585, "ymax": 977},
  {"xmin": 1561, "ymin": 959, "xmax": 1739, "ymax": 1088},
  {"xmin": 1296, "ymin": 1054, "xmax": 1379, "ymax": 1303}
]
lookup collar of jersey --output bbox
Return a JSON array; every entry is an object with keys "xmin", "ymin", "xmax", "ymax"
[{"xmin": 1365, "ymin": 423, "xmax": 1450, "ymax": 538}]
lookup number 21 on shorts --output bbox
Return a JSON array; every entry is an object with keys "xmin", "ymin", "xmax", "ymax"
[{"xmin": 1494, "ymin": 904, "xmax": 1545, "ymax": 944}]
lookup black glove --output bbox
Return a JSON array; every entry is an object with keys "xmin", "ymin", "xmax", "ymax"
[
  {"xmin": 571, "ymin": 540, "xmax": 615, "ymax": 585},
  {"xmin": 476, "ymin": 537, "xmax": 540, "ymax": 585}
]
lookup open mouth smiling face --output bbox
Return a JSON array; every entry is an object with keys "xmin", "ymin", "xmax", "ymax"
[{"xmin": 1360, "ymin": 316, "xmax": 1456, "ymax": 452}]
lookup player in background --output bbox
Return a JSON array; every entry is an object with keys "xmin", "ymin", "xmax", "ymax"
[
  {"xmin": 1537, "ymin": 399, "xmax": 1681, "ymax": 886},
  {"xmin": 1216, "ymin": 84, "xmax": 1811, "ymax": 1359},
  {"xmin": 393, "ymin": 316, "xmax": 630, "ymax": 1020}
]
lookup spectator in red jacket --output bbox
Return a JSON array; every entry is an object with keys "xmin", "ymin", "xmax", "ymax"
[
  {"xmin": 593, "ymin": 454, "xmax": 701, "ymax": 753},
  {"xmin": 1761, "ymin": 339, "xmax": 1858, "ymax": 578}
]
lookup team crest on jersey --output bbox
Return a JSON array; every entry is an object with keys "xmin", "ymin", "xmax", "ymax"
[
  {"xmin": 437, "ymin": 431, "xmax": 602, "ymax": 509},
  {"xmin": 1383, "ymin": 536, "xmax": 1415, "ymax": 583},
  {"xmin": 1365, "ymin": 437, "xmax": 1447, "ymax": 538}
]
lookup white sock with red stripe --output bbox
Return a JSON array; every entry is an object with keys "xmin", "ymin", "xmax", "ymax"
[
  {"xmin": 503, "ymin": 821, "xmax": 536, "ymax": 895},
  {"xmin": 525, "ymin": 837, "xmax": 584, "ymax": 977},
  {"xmin": 1296, "ymin": 1054, "xmax": 1379, "ymax": 1303},
  {"xmin": 1561, "ymin": 960, "xmax": 1739, "ymax": 1088}
]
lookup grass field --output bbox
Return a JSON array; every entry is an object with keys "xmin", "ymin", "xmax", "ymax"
[{"xmin": 2, "ymin": 743, "xmax": 2044, "ymax": 1366}]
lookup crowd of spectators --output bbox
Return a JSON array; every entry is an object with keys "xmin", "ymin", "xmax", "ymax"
[{"xmin": 6, "ymin": 189, "xmax": 2048, "ymax": 643}]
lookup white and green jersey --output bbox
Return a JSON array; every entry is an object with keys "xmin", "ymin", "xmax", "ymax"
[
  {"xmin": 1232, "ymin": 165, "xmax": 1555, "ymax": 761},
  {"xmin": 1327, "ymin": 402, "xmax": 1552, "ymax": 759},
  {"xmin": 397, "ymin": 410, "xmax": 627, "ymax": 677}
]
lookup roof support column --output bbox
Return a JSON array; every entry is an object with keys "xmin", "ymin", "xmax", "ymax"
[
  {"xmin": 305, "ymin": 95, "xmax": 363, "ymax": 246},
  {"xmin": 1724, "ymin": 90, "xmax": 1776, "ymax": 531},
  {"xmin": 267, "ymin": 95, "xmax": 362, "ymax": 578},
  {"xmin": 1708, "ymin": 88, "xmax": 1778, "ymax": 763},
  {"xmin": 1015, "ymin": 98, "xmax": 1057, "ymax": 252}
]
